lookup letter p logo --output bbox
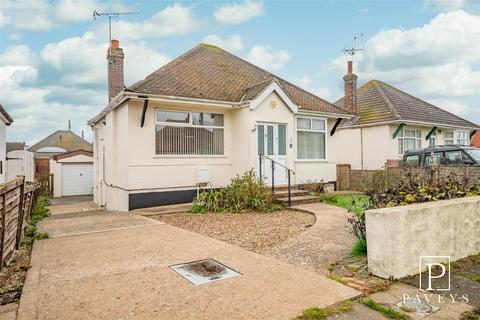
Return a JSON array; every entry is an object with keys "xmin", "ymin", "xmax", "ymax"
[{"xmin": 419, "ymin": 256, "xmax": 450, "ymax": 291}]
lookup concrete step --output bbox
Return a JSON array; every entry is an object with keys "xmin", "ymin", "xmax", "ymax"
[
  {"xmin": 273, "ymin": 190, "xmax": 309, "ymax": 199},
  {"xmin": 276, "ymin": 195, "xmax": 319, "ymax": 206},
  {"xmin": 269, "ymin": 185, "xmax": 300, "ymax": 192}
]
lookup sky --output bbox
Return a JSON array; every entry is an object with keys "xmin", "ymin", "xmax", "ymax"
[{"xmin": 0, "ymin": 0, "xmax": 479, "ymax": 145}]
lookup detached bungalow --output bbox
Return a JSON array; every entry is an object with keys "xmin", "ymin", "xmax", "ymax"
[
  {"xmin": 89, "ymin": 41, "xmax": 351, "ymax": 211},
  {"xmin": 335, "ymin": 61, "xmax": 479, "ymax": 169}
]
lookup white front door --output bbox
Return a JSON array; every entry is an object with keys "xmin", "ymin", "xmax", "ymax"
[{"xmin": 256, "ymin": 123, "xmax": 287, "ymax": 185}]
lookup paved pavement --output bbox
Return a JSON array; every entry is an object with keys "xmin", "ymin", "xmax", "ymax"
[
  {"xmin": 18, "ymin": 202, "xmax": 359, "ymax": 320},
  {"xmin": 49, "ymin": 195, "xmax": 93, "ymax": 206},
  {"xmin": 267, "ymin": 203, "xmax": 356, "ymax": 274}
]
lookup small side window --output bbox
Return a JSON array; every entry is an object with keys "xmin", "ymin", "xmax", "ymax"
[
  {"xmin": 405, "ymin": 155, "xmax": 420, "ymax": 166},
  {"xmin": 445, "ymin": 151, "xmax": 462, "ymax": 164}
]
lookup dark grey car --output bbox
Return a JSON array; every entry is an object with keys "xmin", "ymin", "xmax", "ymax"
[{"xmin": 402, "ymin": 145, "xmax": 480, "ymax": 167}]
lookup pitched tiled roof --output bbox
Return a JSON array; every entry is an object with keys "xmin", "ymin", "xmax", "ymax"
[
  {"xmin": 6, "ymin": 142, "xmax": 26, "ymax": 153},
  {"xmin": 127, "ymin": 43, "xmax": 348, "ymax": 115},
  {"xmin": 335, "ymin": 80, "xmax": 479, "ymax": 129},
  {"xmin": 28, "ymin": 130, "xmax": 93, "ymax": 153},
  {"xmin": 0, "ymin": 104, "xmax": 13, "ymax": 125}
]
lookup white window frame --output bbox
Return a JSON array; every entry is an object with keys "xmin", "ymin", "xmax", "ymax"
[
  {"xmin": 154, "ymin": 108, "xmax": 226, "ymax": 157},
  {"xmin": 295, "ymin": 116, "xmax": 328, "ymax": 161},
  {"xmin": 455, "ymin": 131, "xmax": 469, "ymax": 146},
  {"xmin": 445, "ymin": 130, "xmax": 469, "ymax": 146},
  {"xmin": 398, "ymin": 128, "xmax": 421, "ymax": 155}
]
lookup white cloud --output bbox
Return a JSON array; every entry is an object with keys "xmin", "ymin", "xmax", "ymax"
[
  {"xmin": 0, "ymin": 0, "xmax": 129, "ymax": 31},
  {"xmin": 1, "ymin": 32, "xmax": 171, "ymax": 144},
  {"xmin": 330, "ymin": 10, "xmax": 480, "ymax": 122},
  {"xmin": 426, "ymin": 0, "xmax": 470, "ymax": 12},
  {"xmin": 110, "ymin": 4, "xmax": 201, "ymax": 40},
  {"xmin": 247, "ymin": 45, "xmax": 290, "ymax": 70},
  {"xmin": 41, "ymin": 32, "xmax": 171, "ymax": 85},
  {"xmin": 0, "ymin": 45, "xmax": 37, "ymax": 66},
  {"xmin": 203, "ymin": 34, "xmax": 243, "ymax": 52},
  {"xmin": 293, "ymin": 75, "xmax": 331, "ymax": 99},
  {"xmin": 214, "ymin": 0, "xmax": 264, "ymax": 25}
]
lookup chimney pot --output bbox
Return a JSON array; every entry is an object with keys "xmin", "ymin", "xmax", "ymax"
[
  {"xmin": 111, "ymin": 39, "xmax": 120, "ymax": 48},
  {"xmin": 347, "ymin": 61, "xmax": 353, "ymax": 74}
]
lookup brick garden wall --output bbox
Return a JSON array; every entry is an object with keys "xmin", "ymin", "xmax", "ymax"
[{"xmin": 337, "ymin": 164, "xmax": 480, "ymax": 191}]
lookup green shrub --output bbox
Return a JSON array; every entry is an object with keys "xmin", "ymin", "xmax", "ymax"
[
  {"xmin": 29, "ymin": 196, "xmax": 51, "ymax": 226},
  {"xmin": 368, "ymin": 171, "xmax": 480, "ymax": 209},
  {"xmin": 21, "ymin": 196, "xmax": 50, "ymax": 248},
  {"xmin": 191, "ymin": 170, "xmax": 282, "ymax": 213},
  {"xmin": 350, "ymin": 239, "xmax": 367, "ymax": 257}
]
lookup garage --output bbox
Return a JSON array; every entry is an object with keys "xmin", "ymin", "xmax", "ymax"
[
  {"xmin": 61, "ymin": 163, "xmax": 93, "ymax": 196},
  {"xmin": 50, "ymin": 150, "xmax": 94, "ymax": 197}
]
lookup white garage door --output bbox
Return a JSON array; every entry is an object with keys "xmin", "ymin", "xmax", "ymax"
[{"xmin": 62, "ymin": 163, "xmax": 93, "ymax": 196}]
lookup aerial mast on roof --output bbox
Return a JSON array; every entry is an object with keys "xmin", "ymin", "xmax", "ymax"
[
  {"xmin": 342, "ymin": 34, "xmax": 364, "ymax": 57},
  {"xmin": 92, "ymin": 10, "xmax": 140, "ymax": 46}
]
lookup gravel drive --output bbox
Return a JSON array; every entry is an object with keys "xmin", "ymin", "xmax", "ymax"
[{"xmin": 149, "ymin": 210, "xmax": 315, "ymax": 253}]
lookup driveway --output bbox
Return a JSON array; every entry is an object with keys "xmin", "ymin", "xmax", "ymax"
[{"xmin": 18, "ymin": 203, "xmax": 359, "ymax": 320}]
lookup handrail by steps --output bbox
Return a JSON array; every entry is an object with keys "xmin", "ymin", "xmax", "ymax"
[{"xmin": 258, "ymin": 154, "xmax": 296, "ymax": 207}]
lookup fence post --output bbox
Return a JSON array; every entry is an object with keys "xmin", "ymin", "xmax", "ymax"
[
  {"xmin": 271, "ymin": 160, "xmax": 275, "ymax": 194},
  {"xmin": 50, "ymin": 173, "xmax": 54, "ymax": 197},
  {"xmin": 15, "ymin": 177, "xmax": 26, "ymax": 249},
  {"xmin": 0, "ymin": 193, "xmax": 6, "ymax": 270}
]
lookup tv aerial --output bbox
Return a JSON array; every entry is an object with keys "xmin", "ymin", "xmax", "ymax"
[
  {"xmin": 93, "ymin": 10, "xmax": 140, "ymax": 45},
  {"xmin": 342, "ymin": 34, "xmax": 364, "ymax": 57}
]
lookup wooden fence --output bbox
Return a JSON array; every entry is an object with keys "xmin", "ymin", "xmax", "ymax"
[
  {"xmin": 37, "ymin": 173, "xmax": 53, "ymax": 197},
  {"xmin": 0, "ymin": 177, "xmax": 39, "ymax": 269},
  {"xmin": 337, "ymin": 164, "xmax": 480, "ymax": 192}
]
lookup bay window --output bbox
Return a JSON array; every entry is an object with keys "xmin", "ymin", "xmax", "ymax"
[
  {"xmin": 398, "ymin": 128, "xmax": 421, "ymax": 154},
  {"xmin": 296, "ymin": 117, "xmax": 326, "ymax": 160},
  {"xmin": 155, "ymin": 109, "xmax": 224, "ymax": 155}
]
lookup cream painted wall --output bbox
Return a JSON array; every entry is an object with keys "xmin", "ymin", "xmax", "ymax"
[
  {"xmin": 126, "ymin": 100, "xmax": 233, "ymax": 191},
  {"xmin": 336, "ymin": 128, "xmax": 362, "ymax": 169},
  {"xmin": 93, "ymin": 92, "xmax": 342, "ymax": 211},
  {"xmin": 0, "ymin": 121, "xmax": 6, "ymax": 183}
]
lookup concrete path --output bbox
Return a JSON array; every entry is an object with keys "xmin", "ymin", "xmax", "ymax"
[
  {"xmin": 267, "ymin": 203, "xmax": 356, "ymax": 274},
  {"xmin": 18, "ymin": 206, "xmax": 359, "ymax": 320}
]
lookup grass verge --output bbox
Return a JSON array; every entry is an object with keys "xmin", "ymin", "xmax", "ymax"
[
  {"xmin": 293, "ymin": 300, "xmax": 353, "ymax": 320},
  {"xmin": 362, "ymin": 299, "xmax": 409, "ymax": 320},
  {"xmin": 319, "ymin": 194, "xmax": 369, "ymax": 211}
]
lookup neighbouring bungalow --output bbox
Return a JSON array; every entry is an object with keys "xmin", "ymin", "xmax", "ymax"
[
  {"xmin": 334, "ymin": 61, "xmax": 480, "ymax": 170},
  {"xmin": 88, "ymin": 41, "xmax": 351, "ymax": 211},
  {"xmin": 471, "ymin": 131, "xmax": 480, "ymax": 148},
  {"xmin": 28, "ymin": 127, "xmax": 93, "ymax": 177}
]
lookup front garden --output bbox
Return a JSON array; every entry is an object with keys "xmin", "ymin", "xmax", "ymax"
[{"xmin": 150, "ymin": 170, "xmax": 315, "ymax": 253}]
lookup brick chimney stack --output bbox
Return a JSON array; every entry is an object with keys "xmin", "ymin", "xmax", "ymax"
[
  {"xmin": 107, "ymin": 39, "xmax": 124, "ymax": 102},
  {"xmin": 343, "ymin": 60, "xmax": 358, "ymax": 114}
]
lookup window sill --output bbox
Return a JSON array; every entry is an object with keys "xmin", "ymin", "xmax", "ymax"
[
  {"xmin": 295, "ymin": 159, "xmax": 329, "ymax": 163},
  {"xmin": 152, "ymin": 155, "xmax": 228, "ymax": 159}
]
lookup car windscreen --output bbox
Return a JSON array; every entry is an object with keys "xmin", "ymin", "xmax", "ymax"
[{"xmin": 465, "ymin": 149, "xmax": 480, "ymax": 162}]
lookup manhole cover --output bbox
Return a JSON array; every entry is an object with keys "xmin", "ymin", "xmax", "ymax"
[
  {"xmin": 170, "ymin": 258, "xmax": 241, "ymax": 285},
  {"xmin": 395, "ymin": 298, "xmax": 440, "ymax": 317}
]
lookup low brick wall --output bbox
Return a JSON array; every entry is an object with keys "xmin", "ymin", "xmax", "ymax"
[{"xmin": 365, "ymin": 196, "xmax": 480, "ymax": 279}]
